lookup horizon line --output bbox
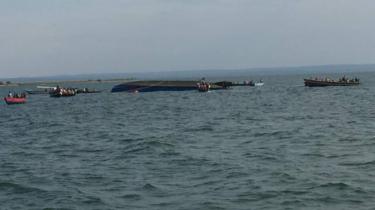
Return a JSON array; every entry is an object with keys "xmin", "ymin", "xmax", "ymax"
[{"xmin": 2, "ymin": 63, "xmax": 375, "ymax": 80}]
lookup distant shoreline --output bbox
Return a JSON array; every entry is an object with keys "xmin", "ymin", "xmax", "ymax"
[
  {"xmin": 0, "ymin": 78, "xmax": 133, "ymax": 88},
  {"xmin": 1, "ymin": 63, "xmax": 375, "ymax": 82}
]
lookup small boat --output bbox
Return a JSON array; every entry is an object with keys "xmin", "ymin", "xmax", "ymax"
[
  {"xmin": 25, "ymin": 89, "xmax": 50, "ymax": 95},
  {"xmin": 49, "ymin": 87, "xmax": 76, "ymax": 97},
  {"xmin": 255, "ymin": 80, "xmax": 264, "ymax": 86},
  {"xmin": 4, "ymin": 97, "xmax": 26, "ymax": 105},
  {"xmin": 304, "ymin": 77, "xmax": 360, "ymax": 87},
  {"xmin": 50, "ymin": 91, "xmax": 76, "ymax": 97}
]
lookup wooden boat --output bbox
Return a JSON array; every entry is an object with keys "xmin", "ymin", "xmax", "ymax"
[
  {"xmin": 304, "ymin": 78, "xmax": 360, "ymax": 87},
  {"xmin": 50, "ymin": 92, "xmax": 76, "ymax": 97},
  {"xmin": 4, "ymin": 97, "xmax": 26, "ymax": 105},
  {"xmin": 49, "ymin": 88, "xmax": 76, "ymax": 97}
]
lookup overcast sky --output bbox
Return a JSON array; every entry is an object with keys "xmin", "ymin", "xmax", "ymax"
[{"xmin": 1, "ymin": 0, "xmax": 375, "ymax": 77}]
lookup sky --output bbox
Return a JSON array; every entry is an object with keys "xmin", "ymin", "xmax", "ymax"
[{"xmin": 1, "ymin": 0, "xmax": 375, "ymax": 78}]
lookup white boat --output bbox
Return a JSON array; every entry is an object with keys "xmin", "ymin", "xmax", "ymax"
[{"xmin": 255, "ymin": 81, "xmax": 264, "ymax": 86}]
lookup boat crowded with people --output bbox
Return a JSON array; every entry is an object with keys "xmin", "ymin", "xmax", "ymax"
[
  {"xmin": 49, "ymin": 86, "xmax": 76, "ymax": 97},
  {"xmin": 304, "ymin": 76, "xmax": 360, "ymax": 87},
  {"xmin": 4, "ymin": 92, "xmax": 27, "ymax": 105},
  {"xmin": 197, "ymin": 81, "xmax": 210, "ymax": 92}
]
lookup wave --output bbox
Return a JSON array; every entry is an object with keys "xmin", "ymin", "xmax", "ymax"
[
  {"xmin": 0, "ymin": 181, "xmax": 47, "ymax": 194},
  {"xmin": 340, "ymin": 160, "xmax": 375, "ymax": 167},
  {"xmin": 82, "ymin": 195, "xmax": 105, "ymax": 205},
  {"xmin": 142, "ymin": 183, "xmax": 160, "ymax": 192},
  {"xmin": 225, "ymin": 171, "xmax": 249, "ymax": 179},
  {"xmin": 314, "ymin": 182, "xmax": 351, "ymax": 189},
  {"xmin": 121, "ymin": 193, "xmax": 142, "ymax": 200},
  {"xmin": 120, "ymin": 138, "xmax": 175, "ymax": 155},
  {"xmin": 199, "ymin": 201, "xmax": 226, "ymax": 210},
  {"xmin": 192, "ymin": 180, "xmax": 223, "ymax": 188},
  {"xmin": 309, "ymin": 182, "xmax": 368, "ymax": 193},
  {"xmin": 184, "ymin": 125, "xmax": 215, "ymax": 132},
  {"xmin": 252, "ymin": 130, "xmax": 294, "ymax": 139}
]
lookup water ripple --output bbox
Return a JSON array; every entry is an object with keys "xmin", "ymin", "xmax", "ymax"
[{"xmin": 1, "ymin": 73, "xmax": 375, "ymax": 209}]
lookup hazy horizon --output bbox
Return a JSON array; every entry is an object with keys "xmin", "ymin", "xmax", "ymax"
[
  {"xmin": 1, "ymin": 0, "xmax": 375, "ymax": 78},
  {"xmin": 2, "ymin": 63, "xmax": 375, "ymax": 82}
]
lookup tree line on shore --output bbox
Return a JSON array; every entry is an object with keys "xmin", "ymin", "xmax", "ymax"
[{"xmin": 0, "ymin": 81, "xmax": 12, "ymax": 85}]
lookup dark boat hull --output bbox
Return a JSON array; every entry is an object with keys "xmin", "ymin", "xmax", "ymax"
[
  {"xmin": 304, "ymin": 79, "xmax": 360, "ymax": 87},
  {"xmin": 49, "ymin": 91, "xmax": 76, "ymax": 97},
  {"xmin": 111, "ymin": 81, "xmax": 199, "ymax": 93},
  {"xmin": 50, "ymin": 93, "xmax": 76, "ymax": 97}
]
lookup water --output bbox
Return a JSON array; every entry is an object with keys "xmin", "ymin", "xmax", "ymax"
[{"xmin": 1, "ymin": 72, "xmax": 375, "ymax": 209}]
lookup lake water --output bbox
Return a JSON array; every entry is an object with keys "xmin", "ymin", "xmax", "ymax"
[{"xmin": 1, "ymin": 72, "xmax": 375, "ymax": 209}]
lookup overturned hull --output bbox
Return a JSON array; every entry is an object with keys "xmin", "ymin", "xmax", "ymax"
[{"xmin": 111, "ymin": 81, "xmax": 199, "ymax": 92}]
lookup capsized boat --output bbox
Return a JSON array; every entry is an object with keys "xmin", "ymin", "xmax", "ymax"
[
  {"xmin": 4, "ymin": 97, "xmax": 26, "ymax": 105},
  {"xmin": 112, "ymin": 80, "xmax": 231, "ymax": 93},
  {"xmin": 111, "ymin": 81, "xmax": 200, "ymax": 92},
  {"xmin": 304, "ymin": 77, "xmax": 360, "ymax": 87}
]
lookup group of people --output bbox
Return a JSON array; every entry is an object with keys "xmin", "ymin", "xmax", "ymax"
[
  {"xmin": 7, "ymin": 91, "xmax": 26, "ymax": 98},
  {"xmin": 197, "ymin": 78, "xmax": 210, "ymax": 92},
  {"xmin": 311, "ymin": 76, "xmax": 359, "ymax": 83},
  {"xmin": 338, "ymin": 76, "xmax": 359, "ymax": 83},
  {"xmin": 311, "ymin": 77, "xmax": 335, "ymax": 82},
  {"xmin": 51, "ymin": 86, "xmax": 76, "ymax": 96},
  {"xmin": 243, "ymin": 80, "xmax": 255, "ymax": 86}
]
